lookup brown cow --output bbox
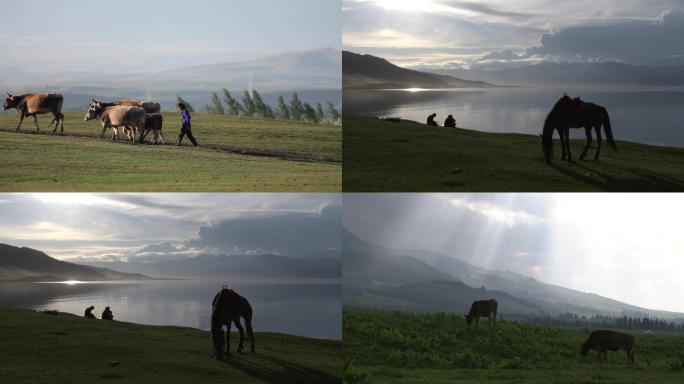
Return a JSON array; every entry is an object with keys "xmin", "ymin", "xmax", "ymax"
[
  {"xmin": 137, "ymin": 113, "xmax": 164, "ymax": 144},
  {"xmin": 3, "ymin": 92, "xmax": 65, "ymax": 133},
  {"xmin": 465, "ymin": 299, "xmax": 497, "ymax": 326},
  {"xmin": 580, "ymin": 330, "xmax": 635, "ymax": 364},
  {"xmin": 92, "ymin": 98, "xmax": 160, "ymax": 114},
  {"xmin": 84, "ymin": 104, "xmax": 145, "ymax": 142}
]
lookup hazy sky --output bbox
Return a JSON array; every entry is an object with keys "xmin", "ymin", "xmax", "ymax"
[
  {"xmin": 343, "ymin": 193, "xmax": 684, "ymax": 313},
  {"xmin": 343, "ymin": 0, "xmax": 684, "ymax": 68},
  {"xmin": 0, "ymin": 193, "xmax": 341, "ymax": 261},
  {"xmin": 0, "ymin": 0, "xmax": 341, "ymax": 75}
]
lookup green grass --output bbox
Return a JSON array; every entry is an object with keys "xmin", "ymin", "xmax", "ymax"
[
  {"xmin": 343, "ymin": 310, "xmax": 684, "ymax": 384},
  {"xmin": 0, "ymin": 112, "xmax": 341, "ymax": 191},
  {"xmin": 343, "ymin": 115, "xmax": 684, "ymax": 191},
  {"xmin": 0, "ymin": 307, "xmax": 341, "ymax": 384}
]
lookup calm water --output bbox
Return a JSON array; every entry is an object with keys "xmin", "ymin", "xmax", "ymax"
[
  {"xmin": 344, "ymin": 87, "xmax": 684, "ymax": 147},
  {"xmin": 0, "ymin": 280, "xmax": 341, "ymax": 340}
]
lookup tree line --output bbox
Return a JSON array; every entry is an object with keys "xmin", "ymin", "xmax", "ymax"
[
  {"xmin": 529, "ymin": 312, "xmax": 684, "ymax": 333},
  {"xmin": 176, "ymin": 90, "xmax": 340, "ymax": 125}
]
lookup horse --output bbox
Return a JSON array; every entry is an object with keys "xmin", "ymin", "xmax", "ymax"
[
  {"xmin": 541, "ymin": 94, "xmax": 617, "ymax": 163},
  {"xmin": 210, "ymin": 287, "xmax": 255, "ymax": 359}
]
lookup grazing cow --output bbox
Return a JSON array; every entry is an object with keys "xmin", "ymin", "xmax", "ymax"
[
  {"xmin": 137, "ymin": 113, "xmax": 164, "ymax": 144},
  {"xmin": 3, "ymin": 92, "xmax": 65, "ymax": 133},
  {"xmin": 465, "ymin": 299, "xmax": 497, "ymax": 326},
  {"xmin": 580, "ymin": 330, "xmax": 635, "ymax": 364},
  {"xmin": 92, "ymin": 98, "xmax": 160, "ymax": 114},
  {"xmin": 84, "ymin": 104, "xmax": 145, "ymax": 142}
]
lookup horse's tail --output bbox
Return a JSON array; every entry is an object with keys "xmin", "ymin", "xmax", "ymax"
[{"xmin": 602, "ymin": 108, "xmax": 617, "ymax": 152}]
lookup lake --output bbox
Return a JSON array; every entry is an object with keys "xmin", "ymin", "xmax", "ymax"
[
  {"xmin": 0, "ymin": 279, "xmax": 341, "ymax": 340},
  {"xmin": 344, "ymin": 87, "xmax": 684, "ymax": 147}
]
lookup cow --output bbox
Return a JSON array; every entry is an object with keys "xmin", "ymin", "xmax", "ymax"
[
  {"xmin": 137, "ymin": 113, "xmax": 164, "ymax": 144},
  {"xmin": 3, "ymin": 92, "xmax": 65, "ymax": 133},
  {"xmin": 580, "ymin": 330, "xmax": 635, "ymax": 364},
  {"xmin": 84, "ymin": 104, "xmax": 145, "ymax": 142},
  {"xmin": 465, "ymin": 299, "xmax": 497, "ymax": 326},
  {"xmin": 92, "ymin": 99, "xmax": 160, "ymax": 114}
]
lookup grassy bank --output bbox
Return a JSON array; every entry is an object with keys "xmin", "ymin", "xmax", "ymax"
[
  {"xmin": 343, "ymin": 310, "xmax": 684, "ymax": 384},
  {"xmin": 0, "ymin": 112, "xmax": 341, "ymax": 191},
  {"xmin": 343, "ymin": 115, "xmax": 684, "ymax": 191},
  {"xmin": 0, "ymin": 307, "xmax": 341, "ymax": 384}
]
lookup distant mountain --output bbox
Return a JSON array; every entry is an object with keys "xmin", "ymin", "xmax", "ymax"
[
  {"xmin": 343, "ymin": 51, "xmax": 492, "ymax": 89},
  {"xmin": 0, "ymin": 244, "xmax": 149, "ymax": 282},
  {"xmin": 3, "ymin": 48, "xmax": 342, "ymax": 111},
  {"xmin": 78, "ymin": 253, "xmax": 341, "ymax": 280},
  {"xmin": 343, "ymin": 229, "xmax": 684, "ymax": 319},
  {"xmin": 430, "ymin": 62, "xmax": 684, "ymax": 86}
]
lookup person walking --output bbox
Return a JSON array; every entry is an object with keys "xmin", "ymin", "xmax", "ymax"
[{"xmin": 177, "ymin": 103, "xmax": 198, "ymax": 147}]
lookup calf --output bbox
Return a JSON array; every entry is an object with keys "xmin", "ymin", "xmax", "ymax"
[
  {"xmin": 580, "ymin": 330, "xmax": 635, "ymax": 364},
  {"xmin": 465, "ymin": 299, "xmax": 497, "ymax": 326},
  {"xmin": 137, "ymin": 113, "xmax": 164, "ymax": 144}
]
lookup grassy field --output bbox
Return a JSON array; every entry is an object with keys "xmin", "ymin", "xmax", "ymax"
[
  {"xmin": 0, "ymin": 112, "xmax": 341, "ymax": 191},
  {"xmin": 343, "ymin": 115, "xmax": 684, "ymax": 192},
  {"xmin": 0, "ymin": 306, "xmax": 341, "ymax": 384},
  {"xmin": 343, "ymin": 310, "xmax": 684, "ymax": 384}
]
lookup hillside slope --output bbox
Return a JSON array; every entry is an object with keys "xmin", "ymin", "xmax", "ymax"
[
  {"xmin": 344, "ymin": 310, "xmax": 684, "ymax": 384},
  {"xmin": 0, "ymin": 244, "xmax": 148, "ymax": 282},
  {"xmin": 0, "ymin": 307, "xmax": 341, "ymax": 384},
  {"xmin": 343, "ymin": 51, "xmax": 491, "ymax": 89}
]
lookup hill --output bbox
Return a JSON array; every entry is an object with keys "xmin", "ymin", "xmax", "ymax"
[
  {"xmin": 343, "ymin": 115, "xmax": 684, "ymax": 192},
  {"xmin": 79, "ymin": 253, "xmax": 341, "ymax": 280},
  {"xmin": 0, "ymin": 307, "xmax": 341, "ymax": 384},
  {"xmin": 343, "ymin": 310, "xmax": 684, "ymax": 384},
  {"xmin": 0, "ymin": 112, "xmax": 341, "ymax": 192},
  {"xmin": 431, "ymin": 61, "xmax": 684, "ymax": 87},
  {"xmin": 0, "ymin": 244, "xmax": 149, "ymax": 282},
  {"xmin": 343, "ymin": 51, "xmax": 491, "ymax": 89},
  {"xmin": 343, "ymin": 229, "xmax": 684, "ymax": 319}
]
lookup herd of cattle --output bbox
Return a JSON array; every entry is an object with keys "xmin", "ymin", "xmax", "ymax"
[
  {"xmin": 465, "ymin": 299, "xmax": 637, "ymax": 364},
  {"xmin": 2, "ymin": 92, "xmax": 164, "ymax": 144}
]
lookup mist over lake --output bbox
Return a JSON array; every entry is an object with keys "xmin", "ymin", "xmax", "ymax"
[
  {"xmin": 344, "ymin": 87, "xmax": 684, "ymax": 147},
  {"xmin": 0, "ymin": 280, "xmax": 341, "ymax": 340}
]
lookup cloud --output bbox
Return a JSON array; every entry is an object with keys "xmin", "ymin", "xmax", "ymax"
[
  {"xmin": 186, "ymin": 203, "xmax": 342, "ymax": 258},
  {"xmin": 449, "ymin": 198, "xmax": 543, "ymax": 227},
  {"xmin": 526, "ymin": 10, "xmax": 684, "ymax": 66}
]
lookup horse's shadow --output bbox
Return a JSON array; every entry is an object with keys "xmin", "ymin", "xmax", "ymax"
[
  {"xmin": 222, "ymin": 353, "xmax": 339, "ymax": 384},
  {"xmin": 549, "ymin": 160, "xmax": 684, "ymax": 191}
]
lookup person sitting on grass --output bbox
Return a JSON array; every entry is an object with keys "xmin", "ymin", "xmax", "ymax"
[
  {"xmin": 102, "ymin": 306, "xmax": 113, "ymax": 321},
  {"xmin": 444, "ymin": 115, "xmax": 456, "ymax": 128},
  {"xmin": 84, "ymin": 306, "xmax": 95, "ymax": 319},
  {"xmin": 177, "ymin": 102, "xmax": 198, "ymax": 148},
  {"xmin": 427, "ymin": 113, "xmax": 438, "ymax": 126}
]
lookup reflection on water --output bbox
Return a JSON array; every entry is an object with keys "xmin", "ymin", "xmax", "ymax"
[
  {"xmin": 0, "ymin": 280, "xmax": 341, "ymax": 340},
  {"xmin": 344, "ymin": 87, "xmax": 684, "ymax": 147}
]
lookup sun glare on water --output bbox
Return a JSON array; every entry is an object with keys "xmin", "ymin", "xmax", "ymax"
[{"xmin": 62, "ymin": 280, "xmax": 83, "ymax": 285}]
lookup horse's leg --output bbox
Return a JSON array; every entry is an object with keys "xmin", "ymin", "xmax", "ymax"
[
  {"xmin": 564, "ymin": 128, "xmax": 572, "ymax": 162},
  {"xmin": 60, "ymin": 113, "xmax": 65, "ymax": 133},
  {"xmin": 225, "ymin": 321, "xmax": 232, "ymax": 356},
  {"xmin": 234, "ymin": 319, "xmax": 245, "ymax": 353},
  {"xmin": 580, "ymin": 127, "xmax": 592, "ymax": 160},
  {"xmin": 246, "ymin": 319, "xmax": 255, "ymax": 353},
  {"xmin": 594, "ymin": 126, "xmax": 603, "ymax": 161}
]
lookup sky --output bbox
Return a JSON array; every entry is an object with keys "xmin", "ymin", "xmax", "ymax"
[
  {"xmin": 343, "ymin": 193, "xmax": 684, "ymax": 314},
  {"xmin": 0, "ymin": 193, "xmax": 341, "ymax": 261},
  {"xmin": 343, "ymin": 0, "xmax": 684, "ymax": 69},
  {"xmin": 0, "ymin": 0, "xmax": 341, "ymax": 76}
]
